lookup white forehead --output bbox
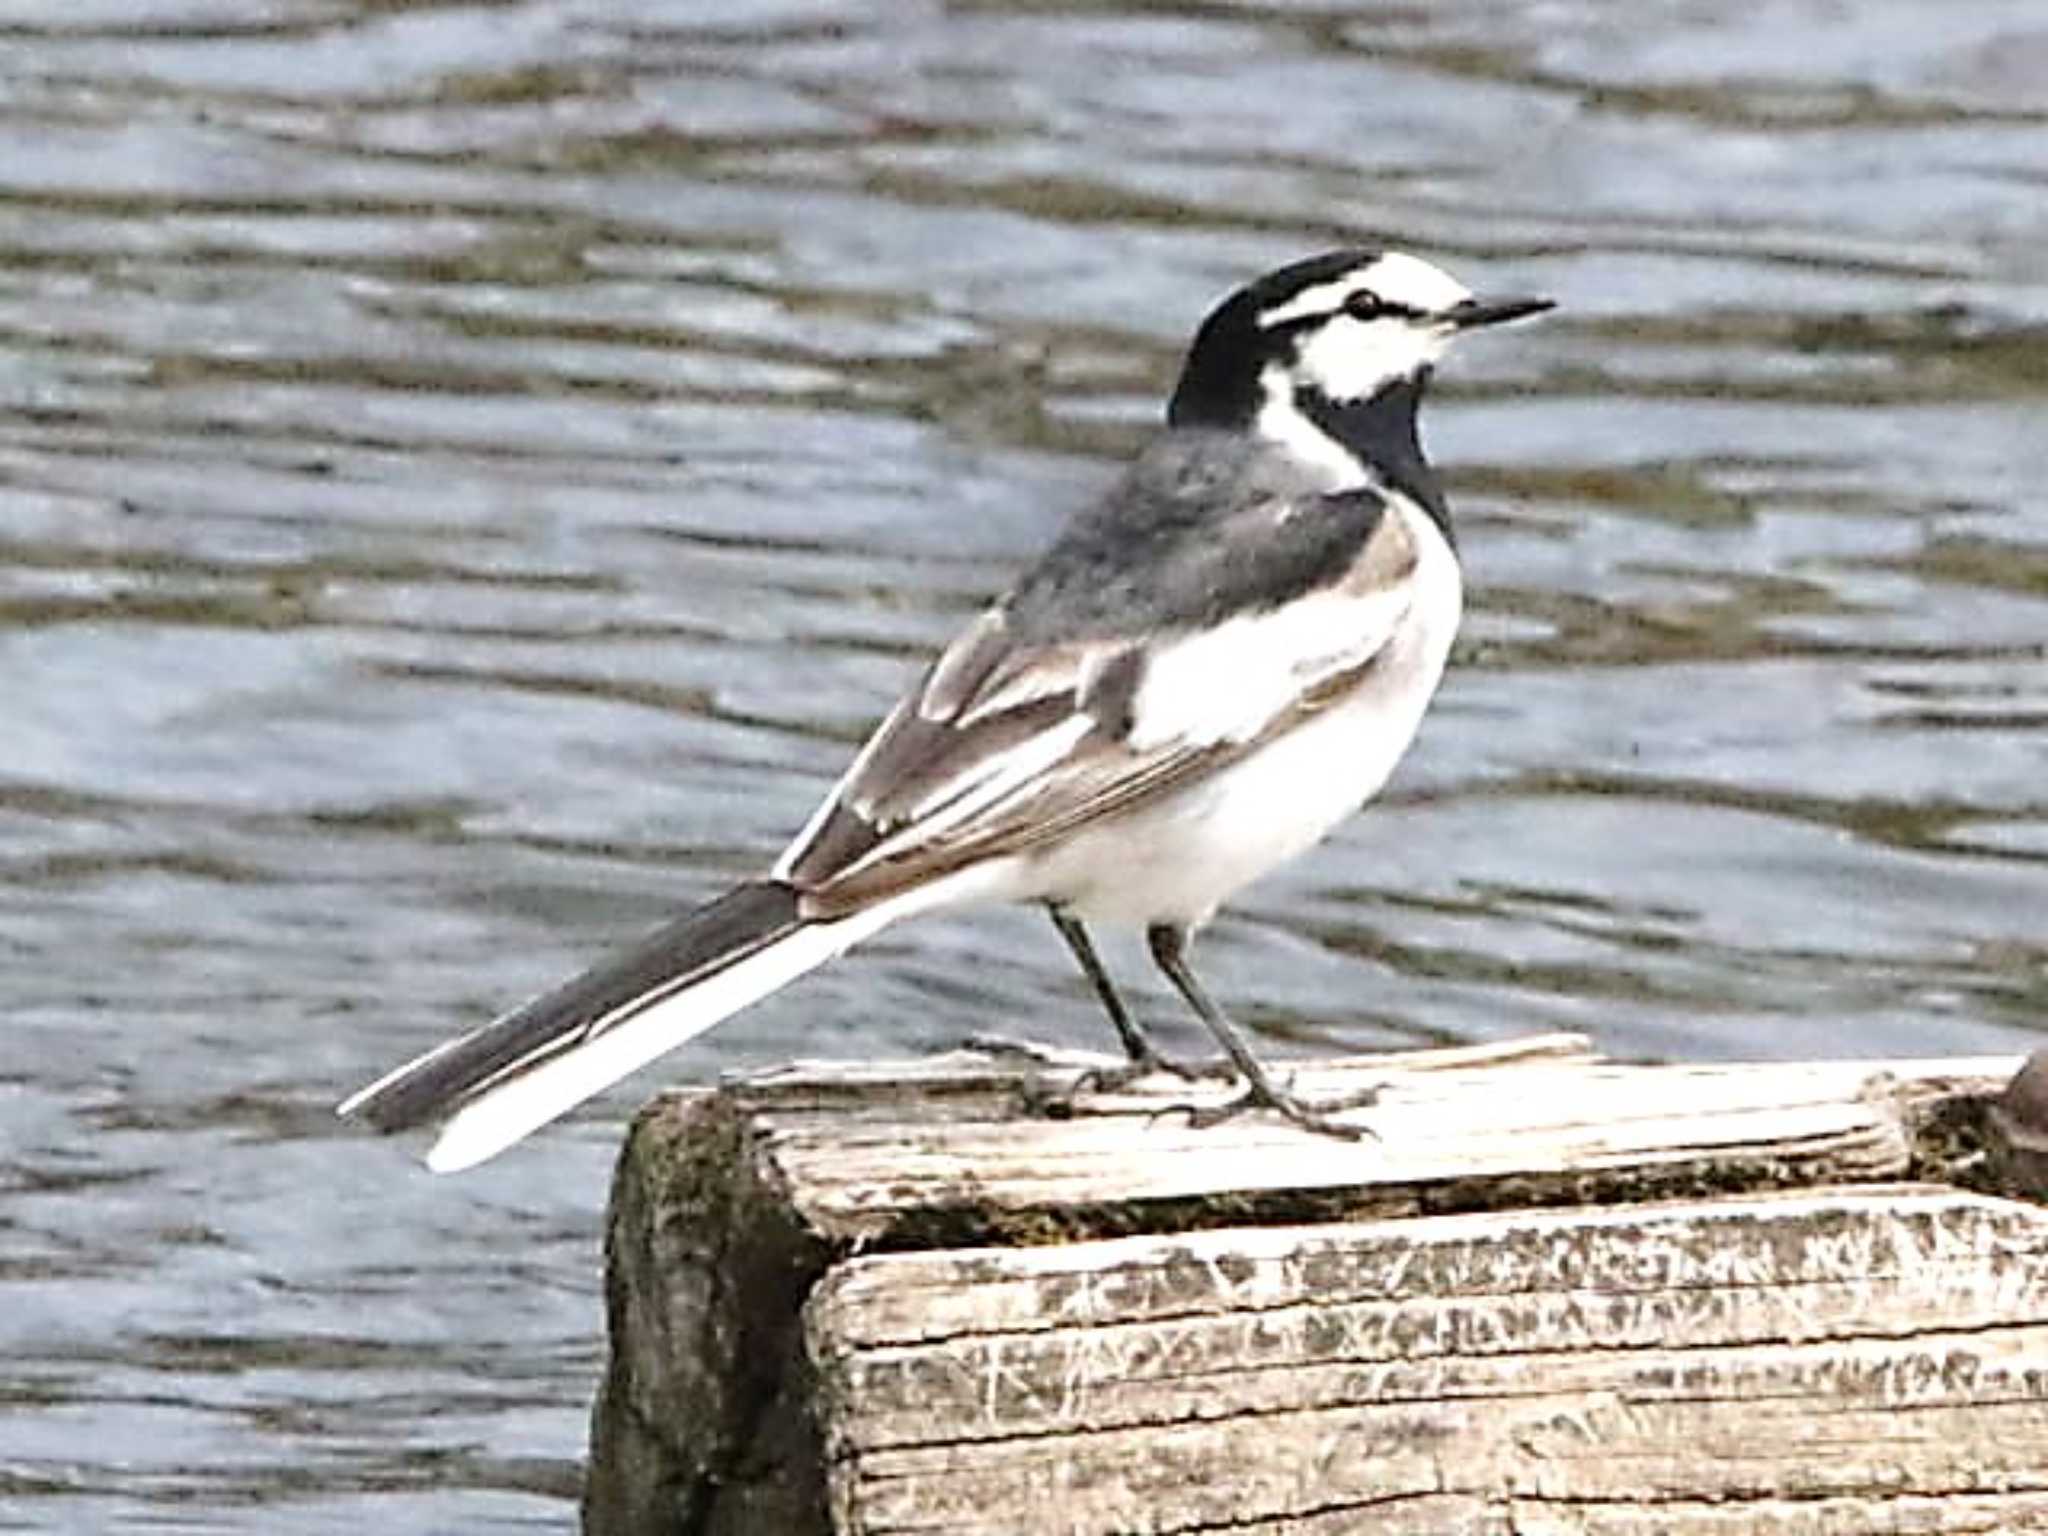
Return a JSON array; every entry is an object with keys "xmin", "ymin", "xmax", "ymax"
[{"xmin": 1256, "ymin": 252, "xmax": 1472, "ymax": 330}]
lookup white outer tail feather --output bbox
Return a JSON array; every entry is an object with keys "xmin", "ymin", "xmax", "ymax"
[{"xmin": 423, "ymin": 904, "xmax": 899, "ymax": 1172}]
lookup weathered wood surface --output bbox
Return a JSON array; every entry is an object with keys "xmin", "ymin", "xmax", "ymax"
[{"xmin": 582, "ymin": 1036, "xmax": 2048, "ymax": 1535}]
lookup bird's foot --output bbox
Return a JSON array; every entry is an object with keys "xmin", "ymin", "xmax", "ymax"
[
  {"xmin": 1164, "ymin": 1075, "xmax": 1381, "ymax": 1140},
  {"xmin": 1012, "ymin": 1047, "xmax": 1234, "ymax": 1121},
  {"xmin": 1071, "ymin": 1048, "xmax": 1236, "ymax": 1095}
]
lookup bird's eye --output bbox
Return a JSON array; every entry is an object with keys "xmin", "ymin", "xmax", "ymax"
[{"xmin": 1343, "ymin": 291, "xmax": 1389, "ymax": 321}]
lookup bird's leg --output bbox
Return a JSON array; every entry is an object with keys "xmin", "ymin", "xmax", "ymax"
[
  {"xmin": 1046, "ymin": 908, "xmax": 1230, "ymax": 1094},
  {"xmin": 1147, "ymin": 923, "xmax": 1378, "ymax": 1139}
]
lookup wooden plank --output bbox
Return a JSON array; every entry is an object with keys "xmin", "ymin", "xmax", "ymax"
[
  {"xmin": 809, "ymin": 1188, "xmax": 2048, "ymax": 1532},
  {"xmin": 727, "ymin": 1045, "xmax": 2012, "ymax": 1241},
  {"xmin": 811, "ymin": 1184, "xmax": 2048, "ymax": 1367},
  {"xmin": 582, "ymin": 1040, "xmax": 2038, "ymax": 1535}
]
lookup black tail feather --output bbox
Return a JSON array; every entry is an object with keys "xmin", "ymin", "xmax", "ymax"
[{"xmin": 342, "ymin": 880, "xmax": 802, "ymax": 1133}]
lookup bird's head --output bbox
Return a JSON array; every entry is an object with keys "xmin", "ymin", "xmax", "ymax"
[{"xmin": 1168, "ymin": 250, "xmax": 1551, "ymax": 484}]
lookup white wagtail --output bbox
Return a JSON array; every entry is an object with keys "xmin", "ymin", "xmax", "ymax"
[{"xmin": 340, "ymin": 250, "xmax": 1552, "ymax": 1171}]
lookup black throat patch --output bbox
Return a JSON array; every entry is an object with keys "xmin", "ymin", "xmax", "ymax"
[{"xmin": 1295, "ymin": 371, "xmax": 1452, "ymax": 546}]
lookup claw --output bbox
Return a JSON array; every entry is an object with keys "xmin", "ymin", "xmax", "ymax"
[
  {"xmin": 1072, "ymin": 1050, "xmax": 1235, "ymax": 1095},
  {"xmin": 1164, "ymin": 1077, "xmax": 1381, "ymax": 1140},
  {"xmin": 1023, "ymin": 1050, "xmax": 1234, "ymax": 1121}
]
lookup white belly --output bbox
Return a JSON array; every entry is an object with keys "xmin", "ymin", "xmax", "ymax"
[{"xmin": 1024, "ymin": 507, "xmax": 1462, "ymax": 928}]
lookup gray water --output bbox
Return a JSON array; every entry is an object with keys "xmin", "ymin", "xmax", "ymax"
[{"xmin": 5, "ymin": 1, "xmax": 2048, "ymax": 1528}]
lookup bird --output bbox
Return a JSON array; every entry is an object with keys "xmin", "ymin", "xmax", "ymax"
[{"xmin": 339, "ymin": 249, "xmax": 1552, "ymax": 1172}]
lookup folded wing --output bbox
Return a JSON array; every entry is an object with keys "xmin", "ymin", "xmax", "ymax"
[{"xmin": 776, "ymin": 484, "xmax": 1421, "ymax": 916}]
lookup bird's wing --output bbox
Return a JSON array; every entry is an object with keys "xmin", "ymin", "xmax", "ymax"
[{"xmin": 774, "ymin": 487, "xmax": 1423, "ymax": 915}]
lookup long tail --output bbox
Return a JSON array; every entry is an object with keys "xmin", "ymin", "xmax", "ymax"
[{"xmin": 337, "ymin": 880, "xmax": 893, "ymax": 1173}]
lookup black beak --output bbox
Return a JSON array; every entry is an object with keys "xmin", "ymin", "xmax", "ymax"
[{"xmin": 1446, "ymin": 295, "xmax": 1555, "ymax": 330}]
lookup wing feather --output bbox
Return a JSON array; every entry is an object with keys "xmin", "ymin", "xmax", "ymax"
[{"xmin": 777, "ymin": 492, "xmax": 1423, "ymax": 914}]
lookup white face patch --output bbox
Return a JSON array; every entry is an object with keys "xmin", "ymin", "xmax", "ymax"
[
  {"xmin": 1252, "ymin": 252, "xmax": 1475, "ymax": 405},
  {"xmin": 1290, "ymin": 309, "xmax": 1450, "ymax": 402}
]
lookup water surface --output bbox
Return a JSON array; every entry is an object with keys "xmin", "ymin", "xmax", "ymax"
[{"xmin": 5, "ymin": 1, "xmax": 2048, "ymax": 1528}]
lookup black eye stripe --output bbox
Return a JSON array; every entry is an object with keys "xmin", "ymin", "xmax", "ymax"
[
  {"xmin": 1343, "ymin": 292, "xmax": 1422, "ymax": 321},
  {"xmin": 1260, "ymin": 290, "xmax": 1425, "ymax": 335}
]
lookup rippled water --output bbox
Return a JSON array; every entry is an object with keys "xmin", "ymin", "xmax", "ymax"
[{"xmin": 5, "ymin": 0, "xmax": 2047, "ymax": 1528}]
